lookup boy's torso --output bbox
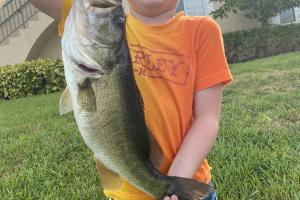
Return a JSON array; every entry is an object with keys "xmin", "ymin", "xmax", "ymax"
[
  {"xmin": 105, "ymin": 12, "xmax": 212, "ymax": 200},
  {"xmin": 125, "ymin": 11, "xmax": 212, "ymax": 182}
]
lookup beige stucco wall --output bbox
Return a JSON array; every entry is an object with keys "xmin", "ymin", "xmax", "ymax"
[
  {"xmin": 38, "ymin": 33, "xmax": 61, "ymax": 59},
  {"xmin": 213, "ymin": 2, "xmax": 262, "ymax": 33},
  {"xmin": 27, "ymin": 20, "xmax": 61, "ymax": 60},
  {"xmin": 0, "ymin": 12, "xmax": 55, "ymax": 67}
]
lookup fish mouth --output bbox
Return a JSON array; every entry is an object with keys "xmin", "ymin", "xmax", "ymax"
[
  {"xmin": 85, "ymin": 0, "xmax": 120, "ymax": 13},
  {"xmin": 89, "ymin": 0, "xmax": 119, "ymax": 8}
]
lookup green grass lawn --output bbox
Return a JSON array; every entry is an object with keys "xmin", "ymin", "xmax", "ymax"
[{"xmin": 1, "ymin": 52, "xmax": 300, "ymax": 199}]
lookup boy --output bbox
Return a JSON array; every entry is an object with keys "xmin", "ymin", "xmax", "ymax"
[{"xmin": 29, "ymin": 0, "xmax": 232, "ymax": 199}]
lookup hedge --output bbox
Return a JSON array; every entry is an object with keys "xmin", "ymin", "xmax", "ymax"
[
  {"xmin": 223, "ymin": 23, "xmax": 300, "ymax": 63},
  {"xmin": 0, "ymin": 59, "xmax": 66, "ymax": 100}
]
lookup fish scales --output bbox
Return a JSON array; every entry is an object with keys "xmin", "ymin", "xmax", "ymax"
[{"xmin": 82, "ymin": 62, "xmax": 168, "ymax": 195}]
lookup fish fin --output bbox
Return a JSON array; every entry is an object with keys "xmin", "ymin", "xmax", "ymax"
[
  {"xmin": 166, "ymin": 176, "xmax": 214, "ymax": 200},
  {"xmin": 148, "ymin": 130, "xmax": 163, "ymax": 170},
  {"xmin": 59, "ymin": 87, "xmax": 73, "ymax": 115},
  {"xmin": 78, "ymin": 79, "xmax": 97, "ymax": 112},
  {"xmin": 94, "ymin": 156, "xmax": 122, "ymax": 191}
]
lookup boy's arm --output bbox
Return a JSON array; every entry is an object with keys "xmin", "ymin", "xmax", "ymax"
[
  {"xmin": 164, "ymin": 83, "xmax": 224, "ymax": 200},
  {"xmin": 28, "ymin": 0, "xmax": 62, "ymax": 20},
  {"xmin": 167, "ymin": 83, "xmax": 224, "ymax": 178}
]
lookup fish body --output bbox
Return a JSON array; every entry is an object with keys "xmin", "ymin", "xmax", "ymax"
[{"xmin": 60, "ymin": 0, "xmax": 213, "ymax": 199}]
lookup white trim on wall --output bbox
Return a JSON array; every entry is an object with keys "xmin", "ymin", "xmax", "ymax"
[
  {"xmin": 295, "ymin": 6, "xmax": 300, "ymax": 22},
  {"xmin": 272, "ymin": 6, "xmax": 300, "ymax": 25}
]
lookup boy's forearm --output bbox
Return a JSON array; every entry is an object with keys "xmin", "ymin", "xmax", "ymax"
[{"xmin": 167, "ymin": 117, "xmax": 219, "ymax": 179}]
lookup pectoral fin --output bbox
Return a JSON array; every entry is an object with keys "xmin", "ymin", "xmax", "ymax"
[
  {"xmin": 148, "ymin": 130, "xmax": 163, "ymax": 170},
  {"xmin": 59, "ymin": 87, "xmax": 73, "ymax": 115},
  {"xmin": 78, "ymin": 79, "xmax": 97, "ymax": 112},
  {"xmin": 94, "ymin": 156, "xmax": 122, "ymax": 190}
]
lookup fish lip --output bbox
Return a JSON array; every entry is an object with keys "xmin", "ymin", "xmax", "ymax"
[
  {"xmin": 72, "ymin": 59, "xmax": 103, "ymax": 78},
  {"xmin": 88, "ymin": 0, "xmax": 120, "ymax": 7},
  {"xmin": 85, "ymin": 1, "xmax": 119, "ymax": 15}
]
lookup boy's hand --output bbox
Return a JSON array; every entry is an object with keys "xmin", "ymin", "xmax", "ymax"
[{"xmin": 164, "ymin": 195, "xmax": 179, "ymax": 200}]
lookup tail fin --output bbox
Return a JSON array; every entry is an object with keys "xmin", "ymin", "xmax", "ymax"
[{"xmin": 166, "ymin": 176, "xmax": 214, "ymax": 200}]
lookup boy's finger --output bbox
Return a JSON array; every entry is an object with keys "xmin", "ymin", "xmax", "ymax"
[{"xmin": 164, "ymin": 196, "xmax": 171, "ymax": 200}]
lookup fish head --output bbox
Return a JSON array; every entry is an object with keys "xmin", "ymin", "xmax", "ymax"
[
  {"xmin": 61, "ymin": 0, "xmax": 125, "ymax": 110},
  {"xmin": 62, "ymin": 0, "xmax": 124, "ymax": 83}
]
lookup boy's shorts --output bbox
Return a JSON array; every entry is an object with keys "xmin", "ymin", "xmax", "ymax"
[
  {"xmin": 204, "ymin": 181, "xmax": 218, "ymax": 200},
  {"xmin": 204, "ymin": 191, "xmax": 218, "ymax": 200}
]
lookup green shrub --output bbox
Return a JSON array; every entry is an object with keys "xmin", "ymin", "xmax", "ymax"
[
  {"xmin": 0, "ymin": 59, "xmax": 66, "ymax": 100},
  {"xmin": 223, "ymin": 23, "xmax": 300, "ymax": 63}
]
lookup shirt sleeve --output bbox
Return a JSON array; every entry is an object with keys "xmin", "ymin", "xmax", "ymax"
[
  {"xmin": 58, "ymin": 0, "xmax": 73, "ymax": 36},
  {"xmin": 194, "ymin": 17, "xmax": 233, "ymax": 92}
]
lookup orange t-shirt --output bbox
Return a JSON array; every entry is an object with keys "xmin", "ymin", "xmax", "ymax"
[{"xmin": 60, "ymin": 2, "xmax": 232, "ymax": 200}]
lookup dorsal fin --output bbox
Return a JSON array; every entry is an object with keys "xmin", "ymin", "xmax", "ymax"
[{"xmin": 59, "ymin": 87, "xmax": 73, "ymax": 115}]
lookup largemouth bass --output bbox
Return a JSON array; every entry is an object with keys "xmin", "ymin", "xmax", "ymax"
[{"xmin": 60, "ymin": 0, "xmax": 214, "ymax": 199}]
